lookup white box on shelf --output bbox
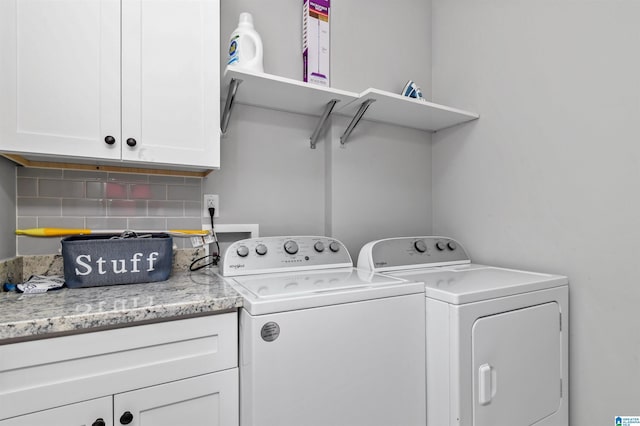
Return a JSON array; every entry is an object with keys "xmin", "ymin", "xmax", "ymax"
[{"xmin": 303, "ymin": 0, "xmax": 330, "ymax": 87}]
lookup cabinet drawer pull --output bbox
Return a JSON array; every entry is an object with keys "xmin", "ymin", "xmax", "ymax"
[
  {"xmin": 92, "ymin": 418, "xmax": 106, "ymax": 426},
  {"xmin": 126, "ymin": 138, "xmax": 137, "ymax": 147},
  {"xmin": 120, "ymin": 411, "xmax": 134, "ymax": 424},
  {"xmin": 104, "ymin": 136, "xmax": 116, "ymax": 145}
]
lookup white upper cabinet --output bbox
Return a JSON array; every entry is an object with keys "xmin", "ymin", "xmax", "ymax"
[
  {"xmin": 121, "ymin": 0, "xmax": 219, "ymax": 168},
  {"xmin": 0, "ymin": 0, "xmax": 121, "ymax": 161},
  {"xmin": 0, "ymin": 0, "xmax": 220, "ymax": 173}
]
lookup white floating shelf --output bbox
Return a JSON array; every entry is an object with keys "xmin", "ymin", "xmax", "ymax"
[
  {"xmin": 220, "ymin": 68, "xmax": 479, "ymax": 147},
  {"xmin": 337, "ymin": 88, "xmax": 479, "ymax": 133},
  {"xmin": 221, "ymin": 68, "xmax": 358, "ymax": 117}
]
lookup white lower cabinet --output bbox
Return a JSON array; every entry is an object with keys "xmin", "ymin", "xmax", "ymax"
[
  {"xmin": 0, "ymin": 314, "xmax": 239, "ymax": 426},
  {"xmin": 114, "ymin": 370, "xmax": 238, "ymax": 426},
  {"xmin": 0, "ymin": 397, "xmax": 112, "ymax": 426}
]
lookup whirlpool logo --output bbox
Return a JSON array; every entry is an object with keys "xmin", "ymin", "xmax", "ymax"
[{"xmin": 229, "ymin": 264, "xmax": 245, "ymax": 269}]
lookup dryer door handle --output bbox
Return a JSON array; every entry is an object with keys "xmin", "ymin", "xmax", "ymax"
[{"xmin": 478, "ymin": 363, "xmax": 495, "ymax": 405}]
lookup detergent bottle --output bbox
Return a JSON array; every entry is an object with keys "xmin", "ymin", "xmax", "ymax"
[{"xmin": 227, "ymin": 13, "xmax": 264, "ymax": 73}]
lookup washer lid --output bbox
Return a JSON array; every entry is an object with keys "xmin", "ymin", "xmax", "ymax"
[
  {"xmin": 228, "ymin": 267, "xmax": 425, "ymax": 315},
  {"xmin": 391, "ymin": 264, "xmax": 568, "ymax": 304}
]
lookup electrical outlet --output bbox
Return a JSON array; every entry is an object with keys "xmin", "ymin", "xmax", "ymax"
[{"xmin": 203, "ymin": 194, "xmax": 219, "ymax": 217}]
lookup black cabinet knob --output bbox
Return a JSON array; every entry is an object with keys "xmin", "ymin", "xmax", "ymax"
[
  {"xmin": 126, "ymin": 138, "xmax": 137, "ymax": 147},
  {"xmin": 104, "ymin": 136, "xmax": 116, "ymax": 145},
  {"xmin": 120, "ymin": 411, "xmax": 134, "ymax": 425},
  {"xmin": 92, "ymin": 419, "xmax": 106, "ymax": 426}
]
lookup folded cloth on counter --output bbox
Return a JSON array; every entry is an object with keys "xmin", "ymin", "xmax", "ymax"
[{"xmin": 17, "ymin": 275, "xmax": 65, "ymax": 294}]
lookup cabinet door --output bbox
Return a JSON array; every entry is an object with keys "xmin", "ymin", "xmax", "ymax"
[
  {"xmin": 113, "ymin": 369, "xmax": 239, "ymax": 426},
  {"xmin": 0, "ymin": 0, "xmax": 121, "ymax": 160},
  {"xmin": 0, "ymin": 397, "xmax": 112, "ymax": 426},
  {"xmin": 121, "ymin": 0, "xmax": 220, "ymax": 169}
]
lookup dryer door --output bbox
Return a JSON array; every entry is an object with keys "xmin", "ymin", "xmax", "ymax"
[{"xmin": 472, "ymin": 302, "xmax": 562, "ymax": 426}]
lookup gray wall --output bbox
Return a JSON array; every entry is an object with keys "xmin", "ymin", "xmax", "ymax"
[
  {"xmin": 0, "ymin": 157, "xmax": 16, "ymax": 259},
  {"xmin": 211, "ymin": 0, "xmax": 434, "ymax": 257},
  {"xmin": 431, "ymin": 0, "xmax": 640, "ymax": 423}
]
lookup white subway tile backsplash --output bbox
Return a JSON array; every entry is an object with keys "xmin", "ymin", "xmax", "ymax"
[
  {"xmin": 127, "ymin": 217, "xmax": 167, "ymax": 231},
  {"xmin": 17, "ymin": 217, "xmax": 37, "ymax": 229},
  {"xmin": 108, "ymin": 172, "xmax": 148, "ymax": 183},
  {"xmin": 16, "ymin": 168, "xmax": 62, "ymax": 179},
  {"xmin": 17, "ymin": 178, "xmax": 37, "ymax": 197},
  {"xmin": 107, "ymin": 200, "xmax": 147, "ymax": 217},
  {"xmin": 62, "ymin": 199, "xmax": 107, "ymax": 216},
  {"xmin": 184, "ymin": 177, "xmax": 201, "ymax": 186},
  {"xmin": 185, "ymin": 201, "xmax": 201, "ymax": 217},
  {"xmin": 18, "ymin": 197, "xmax": 62, "ymax": 217},
  {"xmin": 167, "ymin": 217, "xmax": 201, "ymax": 231},
  {"xmin": 148, "ymin": 201, "xmax": 184, "ymax": 217},
  {"xmin": 17, "ymin": 236, "xmax": 63, "ymax": 256},
  {"xmin": 38, "ymin": 217, "xmax": 85, "ymax": 228},
  {"xmin": 85, "ymin": 217, "xmax": 127, "ymax": 230},
  {"xmin": 167, "ymin": 184, "xmax": 200, "ymax": 201},
  {"xmin": 86, "ymin": 181, "xmax": 128, "ymax": 199},
  {"xmin": 16, "ymin": 168, "xmax": 205, "ymax": 256},
  {"xmin": 130, "ymin": 184, "xmax": 167, "ymax": 200},
  {"xmin": 63, "ymin": 170, "xmax": 108, "ymax": 180},
  {"xmin": 39, "ymin": 179, "xmax": 85, "ymax": 198},
  {"xmin": 149, "ymin": 175, "xmax": 185, "ymax": 184}
]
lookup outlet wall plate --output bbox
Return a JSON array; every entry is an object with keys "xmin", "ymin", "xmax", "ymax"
[{"xmin": 203, "ymin": 194, "xmax": 219, "ymax": 217}]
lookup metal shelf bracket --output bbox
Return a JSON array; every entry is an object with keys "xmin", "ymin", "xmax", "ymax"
[
  {"xmin": 309, "ymin": 99, "xmax": 339, "ymax": 149},
  {"xmin": 220, "ymin": 78, "xmax": 243, "ymax": 134},
  {"xmin": 340, "ymin": 98, "xmax": 376, "ymax": 145}
]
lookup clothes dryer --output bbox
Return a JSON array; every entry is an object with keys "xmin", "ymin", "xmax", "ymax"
[
  {"xmin": 221, "ymin": 236, "xmax": 426, "ymax": 426},
  {"xmin": 358, "ymin": 236, "xmax": 568, "ymax": 426}
]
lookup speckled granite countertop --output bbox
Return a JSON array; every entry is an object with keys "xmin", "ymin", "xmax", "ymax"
[{"xmin": 0, "ymin": 268, "xmax": 243, "ymax": 343}]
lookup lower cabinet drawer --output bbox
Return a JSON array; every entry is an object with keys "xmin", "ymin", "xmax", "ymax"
[{"xmin": 0, "ymin": 313, "xmax": 238, "ymax": 420}]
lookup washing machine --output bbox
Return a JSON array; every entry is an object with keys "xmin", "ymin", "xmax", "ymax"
[
  {"xmin": 357, "ymin": 236, "xmax": 569, "ymax": 426},
  {"xmin": 220, "ymin": 236, "xmax": 427, "ymax": 426}
]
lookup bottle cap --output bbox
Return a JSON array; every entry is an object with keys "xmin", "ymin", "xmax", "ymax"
[{"xmin": 239, "ymin": 12, "xmax": 254, "ymax": 27}]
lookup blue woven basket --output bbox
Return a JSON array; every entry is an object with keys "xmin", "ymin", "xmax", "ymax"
[{"xmin": 61, "ymin": 233, "xmax": 173, "ymax": 288}]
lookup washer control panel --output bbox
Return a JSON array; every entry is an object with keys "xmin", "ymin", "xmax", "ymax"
[
  {"xmin": 358, "ymin": 236, "xmax": 470, "ymax": 272},
  {"xmin": 221, "ymin": 236, "xmax": 352, "ymax": 276}
]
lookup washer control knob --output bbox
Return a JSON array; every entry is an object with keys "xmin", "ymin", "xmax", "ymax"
[
  {"xmin": 284, "ymin": 240, "xmax": 299, "ymax": 255},
  {"xmin": 314, "ymin": 241, "xmax": 325, "ymax": 252},
  {"xmin": 255, "ymin": 244, "xmax": 268, "ymax": 256},
  {"xmin": 236, "ymin": 245, "xmax": 249, "ymax": 257},
  {"xmin": 447, "ymin": 241, "xmax": 457, "ymax": 251},
  {"xmin": 329, "ymin": 242, "xmax": 341, "ymax": 253},
  {"xmin": 435, "ymin": 241, "xmax": 446, "ymax": 251},
  {"xmin": 414, "ymin": 240, "xmax": 427, "ymax": 253}
]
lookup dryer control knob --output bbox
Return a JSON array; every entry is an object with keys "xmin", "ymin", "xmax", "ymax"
[
  {"xmin": 414, "ymin": 240, "xmax": 427, "ymax": 253},
  {"xmin": 447, "ymin": 241, "xmax": 457, "ymax": 251},
  {"xmin": 435, "ymin": 241, "xmax": 446, "ymax": 251},
  {"xmin": 255, "ymin": 244, "xmax": 268, "ymax": 256},
  {"xmin": 314, "ymin": 242, "xmax": 325, "ymax": 252},
  {"xmin": 329, "ymin": 242, "xmax": 341, "ymax": 253},
  {"xmin": 236, "ymin": 245, "xmax": 249, "ymax": 257},
  {"xmin": 284, "ymin": 240, "xmax": 299, "ymax": 255}
]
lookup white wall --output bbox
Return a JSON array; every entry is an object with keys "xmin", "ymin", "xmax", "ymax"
[
  {"xmin": 209, "ymin": 0, "xmax": 433, "ymax": 257},
  {"xmin": 431, "ymin": 0, "xmax": 640, "ymax": 423},
  {"xmin": 0, "ymin": 157, "xmax": 16, "ymax": 259}
]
